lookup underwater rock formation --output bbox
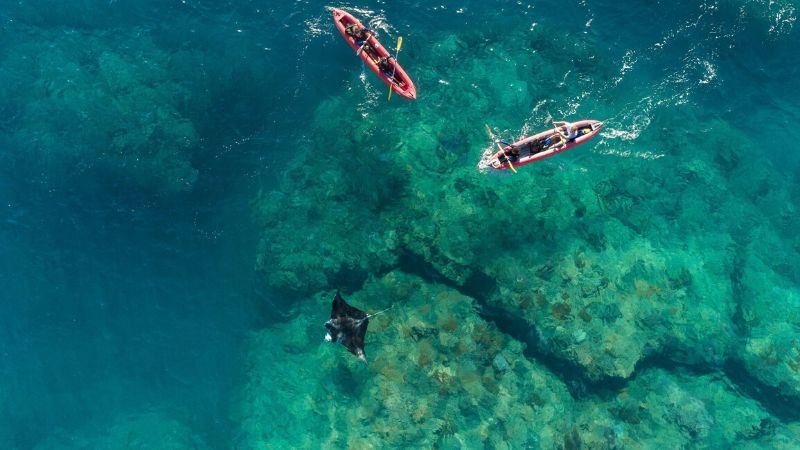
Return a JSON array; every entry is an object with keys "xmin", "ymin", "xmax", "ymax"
[
  {"xmin": 488, "ymin": 226, "xmax": 737, "ymax": 380},
  {"xmin": 236, "ymin": 272, "xmax": 799, "ymax": 448},
  {"xmin": 253, "ymin": 98, "xmax": 407, "ymax": 293},
  {"xmin": 575, "ymin": 368, "xmax": 799, "ymax": 449},
  {"xmin": 233, "ymin": 271, "xmax": 575, "ymax": 449},
  {"xmin": 0, "ymin": 27, "xmax": 200, "ymax": 193},
  {"xmin": 738, "ymin": 226, "xmax": 800, "ymax": 400}
]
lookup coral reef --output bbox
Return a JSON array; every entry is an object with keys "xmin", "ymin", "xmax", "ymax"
[
  {"xmin": 491, "ymin": 229, "xmax": 737, "ymax": 380},
  {"xmin": 233, "ymin": 271, "xmax": 575, "ymax": 449},
  {"xmin": 235, "ymin": 271, "xmax": 800, "ymax": 448},
  {"xmin": 253, "ymin": 95, "xmax": 409, "ymax": 293},
  {"xmin": 0, "ymin": 28, "xmax": 201, "ymax": 193},
  {"xmin": 575, "ymin": 368, "xmax": 798, "ymax": 449},
  {"xmin": 737, "ymin": 225, "xmax": 800, "ymax": 399}
]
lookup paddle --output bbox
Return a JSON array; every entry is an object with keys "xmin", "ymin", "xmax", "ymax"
[
  {"xmin": 356, "ymin": 40, "xmax": 369, "ymax": 56},
  {"xmin": 552, "ymin": 121, "xmax": 572, "ymax": 149},
  {"xmin": 350, "ymin": 23, "xmax": 370, "ymax": 56},
  {"xmin": 485, "ymin": 124, "xmax": 517, "ymax": 173},
  {"xmin": 387, "ymin": 36, "xmax": 403, "ymax": 101},
  {"xmin": 355, "ymin": 30, "xmax": 373, "ymax": 56}
]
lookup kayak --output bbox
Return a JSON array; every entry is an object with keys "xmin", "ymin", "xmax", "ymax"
[
  {"xmin": 331, "ymin": 8, "xmax": 417, "ymax": 100},
  {"xmin": 480, "ymin": 120, "xmax": 604, "ymax": 171}
]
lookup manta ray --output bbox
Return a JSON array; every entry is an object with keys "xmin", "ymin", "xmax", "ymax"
[{"xmin": 324, "ymin": 291, "xmax": 391, "ymax": 363}]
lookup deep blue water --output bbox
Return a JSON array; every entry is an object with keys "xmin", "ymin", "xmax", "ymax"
[
  {"xmin": 0, "ymin": 2, "xmax": 289, "ymax": 445},
  {"xmin": 1, "ymin": 0, "xmax": 799, "ymax": 448}
]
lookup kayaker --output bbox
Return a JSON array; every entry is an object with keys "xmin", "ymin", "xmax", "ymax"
[
  {"xmin": 554, "ymin": 121, "xmax": 580, "ymax": 142},
  {"xmin": 547, "ymin": 133, "xmax": 565, "ymax": 148},
  {"xmin": 502, "ymin": 144, "xmax": 520, "ymax": 162},
  {"xmin": 532, "ymin": 136, "xmax": 553, "ymax": 153},
  {"xmin": 377, "ymin": 56, "xmax": 394, "ymax": 76},
  {"xmin": 345, "ymin": 23, "xmax": 371, "ymax": 46}
]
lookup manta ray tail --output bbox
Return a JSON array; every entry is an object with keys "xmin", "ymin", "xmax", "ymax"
[{"xmin": 365, "ymin": 304, "xmax": 394, "ymax": 320}]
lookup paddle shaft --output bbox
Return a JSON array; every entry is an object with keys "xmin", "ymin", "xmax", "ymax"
[
  {"xmin": 388, "ymin": 36, "xmax": 403, "ymax": 101},
  {"xmin": 552, "ymin": 121, "xmax": 571, "ymax": 147},
  {"xmin": 356, "ymin": 40, "xmax": 368, "ymax": 55},
  {"xmin": 350, "ymin": 23, "xmax": 371, "ymax": 55}
]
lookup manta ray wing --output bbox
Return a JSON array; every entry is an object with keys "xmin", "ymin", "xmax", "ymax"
[{"xmin": 332, "ymin": 291, "xmax": 366, "ymax": 321}]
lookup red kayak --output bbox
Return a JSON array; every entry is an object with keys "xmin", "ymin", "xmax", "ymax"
[
  {"xmin": 331, "ymin": 8, "xmax": 417, "ymax": 100},
  {"xmin": 480, "ymin": 120, "xmax": 604, "ymax": 171}
]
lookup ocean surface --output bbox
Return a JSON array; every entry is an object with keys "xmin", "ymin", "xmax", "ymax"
[{"xmin": 1, "ymin": 0, "xmax": 799, "ymax": 448}]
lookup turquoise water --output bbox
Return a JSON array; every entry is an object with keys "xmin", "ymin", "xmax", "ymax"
[{"xmin": 1, "ymin": 0, "xmax": 799, "ymax": 448}]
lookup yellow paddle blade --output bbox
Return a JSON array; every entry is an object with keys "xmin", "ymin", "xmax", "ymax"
[{"xmin": 396, "ymin": 36, "xmax": 403, "ymax": 52}]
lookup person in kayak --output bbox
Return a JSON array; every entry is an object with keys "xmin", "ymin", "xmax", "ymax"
[
  {"xmin": 554, "ymin": 121, "xmax": 580, "ymax": 142},
  {"xmin": 500, "ymin": 144, "xmax": 520, "ymax": 162},
  {"xmin": 531, "ymin": 136, "xmax": 554, "ymax": 154},
  {"xmin": 345, "ymin": 23, "xmax": 371, "ymax": 46},
  {"xmin": 377, "ymin": 56, "xmax": 394, "ymax": 77}
]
